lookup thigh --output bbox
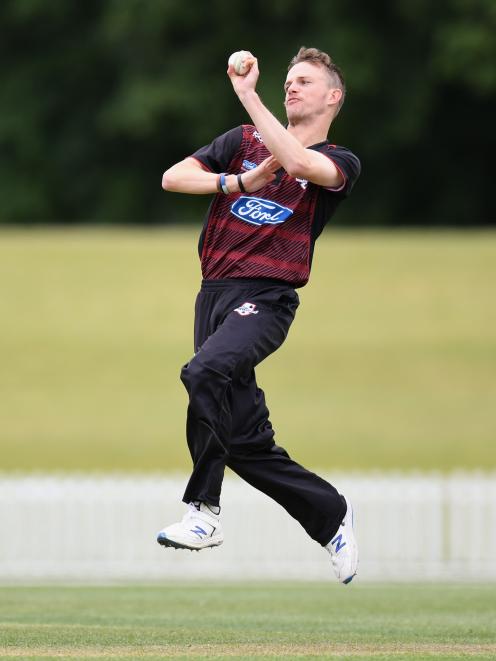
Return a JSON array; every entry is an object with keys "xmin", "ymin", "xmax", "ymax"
[{"xmin": 194, "ymin": 293, "xmax": 295, "ymax": 379}]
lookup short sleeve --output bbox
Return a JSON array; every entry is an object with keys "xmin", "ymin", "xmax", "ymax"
[
  {"xmin": 190, "ymin": 126, "xmax": 243, "ymax": 173},
  {"xmin": 314, "ymin": 144, "xmax": 361, "ymax": 196}
]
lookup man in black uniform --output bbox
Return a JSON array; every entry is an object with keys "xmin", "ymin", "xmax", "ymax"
[{"xmin": 157, "ymin": 47, "xmax": 360, "ymax": 584}]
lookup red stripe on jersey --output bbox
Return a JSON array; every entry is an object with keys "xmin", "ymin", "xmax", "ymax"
[
  {"xmin": 213, "ymin": 216, "xmax": 310, "ymax": 244},
  {"xmin": 208, "ymin": 249, "xmax": 309, "ymax": 275},
  {"xmin": 193, "ymin": 124, "xmax": 355, "ymax": 286}
]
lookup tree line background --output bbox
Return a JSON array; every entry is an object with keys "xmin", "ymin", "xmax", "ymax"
[{"xmin": 1, "ymin": 0, "xmax": 494, "ymax": 226}]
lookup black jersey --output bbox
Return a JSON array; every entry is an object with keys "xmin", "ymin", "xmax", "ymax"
[{"xmin": 191, "ymin": 124, "xmax": 360, "ymax": 287}]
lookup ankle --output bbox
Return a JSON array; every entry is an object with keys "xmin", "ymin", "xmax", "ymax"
[{"xmin": 192, "ymin": 500, "xmax": 221, "ymax": 516}]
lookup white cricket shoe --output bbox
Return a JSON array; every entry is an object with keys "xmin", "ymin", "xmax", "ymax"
[
  {"xmin": 157, "ymin": 502, "xmax": 223, "ymax": 551},
  {"xmin": 326, "ymin": 495, "xmax": 358, "ymax": 584}
]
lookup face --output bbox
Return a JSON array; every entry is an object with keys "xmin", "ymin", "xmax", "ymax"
[{"xmin": 284, "ymin": 62, "xmax": 338, "ymax": 123}]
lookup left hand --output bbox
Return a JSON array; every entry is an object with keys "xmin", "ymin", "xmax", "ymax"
[
  {"xmin": 227, "ymin": 53, "xmax": 259, "ymax": 98},
  {"xmin": 241, "ymin": 154, "xmax": 281, "ymax": 193}
]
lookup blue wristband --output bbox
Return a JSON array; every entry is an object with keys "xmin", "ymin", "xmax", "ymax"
[{"xmin": 220, "ymin": 173, "xmax": 230, "ymax": 195}]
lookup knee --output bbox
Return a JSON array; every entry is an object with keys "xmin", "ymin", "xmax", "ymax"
[
  {"xmin": 180, "ymin": 353, "xmax": 231, "ymax": 394},
  {"xmin": 180, "ymin": 356, "xmax": 201, "ymax": 389}
]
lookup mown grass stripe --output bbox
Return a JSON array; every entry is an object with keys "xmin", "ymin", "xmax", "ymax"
[{"xmin": 2, "ymin": 643, "xmax": 496, "ymax": 658}]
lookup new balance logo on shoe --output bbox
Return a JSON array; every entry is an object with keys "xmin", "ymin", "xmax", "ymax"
[
  {"xmin": 331, "ymin": 533, "xmax": 347, "ymax": 553},
  {"xmin": 190, "ymin": 526, "xmax": 207, "ymax": 538},
  {"xmin": 326, "ymin": 495, "xmax": 358, "ymax": 584}
]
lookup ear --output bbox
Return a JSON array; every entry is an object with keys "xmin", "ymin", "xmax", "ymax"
[{"xmin": 327, "ymin": 88, "xmax": 343, "ymax": 108}]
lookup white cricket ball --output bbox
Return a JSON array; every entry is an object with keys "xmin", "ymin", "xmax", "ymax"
[{"xmin": 228, "ymin": 50, "xmax": 253, "ymax": 76}]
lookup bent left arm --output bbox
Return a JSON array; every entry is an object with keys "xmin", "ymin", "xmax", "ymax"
[{"xmin": 228, "ymin": 59, "xmax": 343, "ymax": 188}]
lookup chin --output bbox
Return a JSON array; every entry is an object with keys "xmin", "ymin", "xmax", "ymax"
[{"xmin": 286, "ymin": 108, "xmax": 303, "ymax": 124}]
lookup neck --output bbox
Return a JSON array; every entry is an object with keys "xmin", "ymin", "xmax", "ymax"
[{"xmin": 287, "ymin": 118, "xmax": 332, "ymax": 147}]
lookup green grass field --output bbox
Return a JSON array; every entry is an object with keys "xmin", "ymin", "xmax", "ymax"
[
  {"xmin": 0, "ymin": 584, "xmax": 495, "ymax": 660},
  {"xmin": 1, "ymin": 227, "xmax": 495, "ymax": 472}
]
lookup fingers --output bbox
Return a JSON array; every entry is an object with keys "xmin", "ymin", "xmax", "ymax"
[
  {"xmin": 242, "ymin": 155, "xmax": 280, "ymax": 194},
  {"xmin": 245, "ymin": 56, "xmax": 257, "ymax": 75},
  {"xmin": 260, "ymin": 155, "xmax": 281, "ymax": 172},
  {"xmin": 227, "ymin": 54, "xmax": 256, "ymax": 78},
  {"xmin": 260, "ymin": 154, "xmax": 276, "ymax": 166}
]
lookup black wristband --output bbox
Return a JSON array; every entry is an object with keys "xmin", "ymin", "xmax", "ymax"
[{"xmin": 237, "ymin": 173, "xmax": 247, "ymax": 194}]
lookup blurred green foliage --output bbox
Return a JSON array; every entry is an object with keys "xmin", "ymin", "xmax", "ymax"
[{"xmin": 0, "ymin": 0, "xmax": 494, "ymax": 224}]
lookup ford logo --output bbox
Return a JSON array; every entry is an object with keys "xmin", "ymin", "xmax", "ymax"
[{"xmin": 231, "ymin": 196, "xmax": 293, "ymax": 226}]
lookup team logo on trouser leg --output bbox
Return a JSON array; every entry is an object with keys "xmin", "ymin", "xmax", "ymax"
[{"xmin": 234, "ymin": 302, "xmax": 259, "ymax": 316}]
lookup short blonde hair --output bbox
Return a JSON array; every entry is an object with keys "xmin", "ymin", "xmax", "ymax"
[{"xmin": 288, "ymin": 46, "xmax": 346, "ymax": 114}]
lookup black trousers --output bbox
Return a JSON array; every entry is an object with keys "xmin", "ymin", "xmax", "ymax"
[{"xmin": 180, "ymin": 278, "xmax": 345, "ymax": 546}]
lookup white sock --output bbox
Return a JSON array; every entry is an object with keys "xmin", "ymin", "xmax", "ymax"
[{"xmin": 192, "ymin": 501, "xmax": 220, "ymax": 516}]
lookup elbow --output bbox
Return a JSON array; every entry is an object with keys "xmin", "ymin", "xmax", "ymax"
[
  {"xmin": 162, "ymin": 171, "xmax": 173, "ymax": 191},
  {"xmin": 162, "ymin": 167, "xmax": 182, "ymax": 191},
  {"xmin": 284, "ymin": 157, "xmax": 311, "ymax": 180}
]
